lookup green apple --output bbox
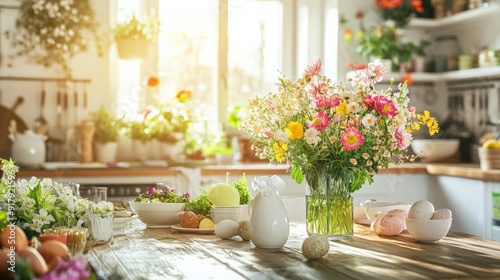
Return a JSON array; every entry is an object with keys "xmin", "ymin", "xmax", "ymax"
[{"xmin": 207, "ymin": 182, "xmax": 240, "ymax": 206}]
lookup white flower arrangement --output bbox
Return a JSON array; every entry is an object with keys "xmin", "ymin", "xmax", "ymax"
[{"xmin": 0, "ymin": 159, "xmax": 93, "ymax": 238}]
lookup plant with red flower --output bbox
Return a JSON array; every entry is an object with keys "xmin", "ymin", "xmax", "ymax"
[{"xmin": 375, "ymin": 0, "xmax": 423, "ymax": 28}]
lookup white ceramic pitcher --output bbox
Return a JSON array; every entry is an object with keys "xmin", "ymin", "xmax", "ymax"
[{"xmin": 249, "ymin": 176, "xmax": 290, "ymax": 249}]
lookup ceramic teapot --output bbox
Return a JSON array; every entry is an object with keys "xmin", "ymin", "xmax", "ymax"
[
  {"xmin": 249, "ymin": 175, "xmax": 289, "ymax": 249},
  {"xmin": 10, "ymin": 130, "xmax": 46, "ymax": 166}
]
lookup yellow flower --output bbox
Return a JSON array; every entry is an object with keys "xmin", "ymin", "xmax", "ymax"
[
  {"xmin": 417, "ymin": 110, "xmax": 439, "ymax": 136},
  {"xmin": 336, "ymin": 102, "xmax": 349, "ymax": 117},
  {"xmin": 375, "ymin": 27, "xmax": 382, "ymax": 37},
  {"xmin": 286, "ymin": 122, "xmax": 304, "ymax": 139}
]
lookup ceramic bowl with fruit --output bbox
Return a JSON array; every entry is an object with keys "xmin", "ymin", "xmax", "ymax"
[{"xmin": 405, "ymin": 200, "xmax": 453, "ymax": 243}]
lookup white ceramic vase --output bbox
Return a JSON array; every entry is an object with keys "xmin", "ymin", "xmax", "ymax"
[
  {"xmin": 249, "ymin": 192, "xmax": 289, "ymax": 249},
  {"xmin": 85, "ymin": 212, "xmax": 114, "ymax": 245}
]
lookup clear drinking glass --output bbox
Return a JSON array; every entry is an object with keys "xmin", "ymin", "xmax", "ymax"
[{"xmin": 85, "ymin": 212, "xmax": 114, "ymax": 246}]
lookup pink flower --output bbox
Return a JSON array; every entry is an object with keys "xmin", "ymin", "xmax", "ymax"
[
  {"xmin": 373, "ymin": 95, "xmax": 397, "ymax": 117},
  {"xmin": 363, "ymin": 95, "xmax": 375, "ymax": 110},
  {"xmin": 304, "ymin": 59, "xmax": 322, "ymax": 80},
  {"xmin": 394, "ymin": 125, "xmax": 412, "ymax": 150},
  {"xmin": 315, "ymin": 96, "xmax": 339, "ymax": 109},
  {"xmin": 308, "ymin": 112, "xmax": 330, "ymax": 132},
  {"xmin": 306, "ymin": 77, "xmax": 325, "ymax": 97},
  {"xmin": 407, "ymin": 106, "xmax": 416, "ymax": 119},
  {"xmin": 261, "ymin": 130, "xmax": 273, "ymax": 138},
  {"xmin": 340, "ymin": 127, "xmax": 364, "ymax": 151},
  {"xmin": 332, "ymin": 114, "xmax": 341, "ymax": 124},
  {"xmin": 366, "ymin": 62, "xmax": 388, "ymax": 83}
]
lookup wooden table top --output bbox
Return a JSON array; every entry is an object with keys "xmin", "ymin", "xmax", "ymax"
[{"xmin": 85, "ymin": 220, "xmax": 500, "ymax": 279}]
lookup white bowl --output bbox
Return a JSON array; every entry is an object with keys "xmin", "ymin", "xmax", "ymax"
[
  {"xmin": 406, "ymin": 218, "xmax": 452, "ymax": 243},
  {"xmin": 411, "ymin": 139, "xmax": 459, "ymax": 161},
  {"xmin": 129, "ymin": 201, "xmax": 184, "ymax": 227},
  {"xmin": 363, "ymin": 201, "xmax": 411, "ymax": 222},
  {"xmin": 211, "ymin": 206, "xmax": 242, "ymax": 224},
  {"xmin": 113, "ymin": 216, "xmax": 136, "ymax": 230}
]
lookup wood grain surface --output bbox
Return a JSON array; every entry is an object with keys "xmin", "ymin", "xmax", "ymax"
[{"xmin": 85, "ymin": 220, "xmax": 500, "ymax": 279}]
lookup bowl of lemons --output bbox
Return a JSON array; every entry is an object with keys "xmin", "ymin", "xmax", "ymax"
[{"xmin": 478, "ymin": 138, "xmax": 500, "ymax": 171}]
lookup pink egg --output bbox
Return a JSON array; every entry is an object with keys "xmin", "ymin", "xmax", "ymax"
[
  {"xmin": 370, "ymin": 209, "xmax": 407, "ymax": 236},
  {"xmin": 432, "ymin": 208, "xmax": 452, "ymax": 220}
]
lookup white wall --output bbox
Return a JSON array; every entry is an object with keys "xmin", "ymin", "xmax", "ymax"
[{"xmin": 0, "ymin": 0, "xmax": 111, "ymax": 131}]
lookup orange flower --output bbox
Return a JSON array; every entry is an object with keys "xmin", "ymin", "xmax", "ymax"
[
  {"xmin": 375, "ymin": 0, "xmax": 403, "ymax": 9},
  {"xmin": 344, "ymin": 28, "xmax": 352, "ymax": 42},
  {"xmin": 176, "ymin": 90, "xmax": 192, "ymax": 103},
  {"xmin": 411, "ymin": 0, "xmax": 423, "ymax": 13},
  {"xmin": 401, "ymin": 73, "xmax": 413, "ymax": 86},
  {"xmin": 145, "ymin": 75, "xmax": 160, "ymax": 87}
]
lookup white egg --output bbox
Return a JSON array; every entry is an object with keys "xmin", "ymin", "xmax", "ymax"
[
  {"xmin": 215, "ymin": 219, "xmax": 240, "ymax": 239},
  {"xmin": 432, "ymin": 208, "xmax": 452, "ymax": 220},
  {"xmin": 408, "ymin": 200, "xmax": 435, "ymax": 220},
  {"xmin": 302, "ymin": 234, "xmax": 330, "ymax": 260}
]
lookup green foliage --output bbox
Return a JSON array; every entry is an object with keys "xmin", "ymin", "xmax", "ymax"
[
  {"xmin": 113, "ymin": 14, "xmax": 159, "ymax": 42},
  {"xmin": 356, "ymin": 25, "xmax": 429, "ymax": 70},
  {"xmin": 183, "ymin": 189, "xmax": 213, "ymax": 217},
  {"xmin": 227, "ymin": 104, "xmax": 248, "ymax": 129},
  {"xmin": 90, "ymin": 106, "xmax": 121, "ymax": 143},
  {"xmin": 233, "ymin": 173, "xmax": 251, "ymax": 205}
]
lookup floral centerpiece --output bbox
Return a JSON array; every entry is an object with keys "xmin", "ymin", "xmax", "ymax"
[
  {"xmin": 5, "ymin": 0, "xmax": 102, "ymax": 77},
  {"xmin": 240, "ymin": 59, "xmax": 438, "ymax": 239},
  {"xmin": 0, "ymin": 159, "xmax": 92, "ymax": 239}
]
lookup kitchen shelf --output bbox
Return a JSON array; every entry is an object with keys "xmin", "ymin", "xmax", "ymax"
[
  {"xmin": 382, "ymin": 66, "xmax": 500, "ymax": 84},
  {"xmin": 409, "ymin": 5, "xmax": 500, "ymax": 30}
]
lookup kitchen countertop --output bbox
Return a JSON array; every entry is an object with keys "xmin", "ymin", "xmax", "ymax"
[{"xmin": 11, "ymin": 161, "xmax": 500, "ymax": 182}]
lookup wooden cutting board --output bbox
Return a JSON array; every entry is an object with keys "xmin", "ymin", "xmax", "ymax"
[{"xmin": 0, "ymin": 105, "xmax": 28, "ymax": 159}]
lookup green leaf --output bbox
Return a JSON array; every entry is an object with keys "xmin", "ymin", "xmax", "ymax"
[{"xmin": 291, "ymin": 165, "xmax": 304, "ymax": 184}]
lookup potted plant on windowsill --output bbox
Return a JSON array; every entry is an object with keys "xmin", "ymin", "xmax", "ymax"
[
  {"xmin": 112, "ymin": 14, "xmax": 159, "ymax": 60},
  {"xmin": 89, "ymin": 106, "xmax": 122, "ymax": 163}
]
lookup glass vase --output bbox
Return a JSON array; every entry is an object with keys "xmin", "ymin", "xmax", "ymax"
[
  {"xmin": 305, "ymin": 167, "xmax": 353, "ymax": 240},
  {"xmin": 85, "ymin": 212, "xmax": 114, "ymax": 246}
]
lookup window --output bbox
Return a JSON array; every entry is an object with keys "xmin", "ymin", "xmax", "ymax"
[{"xmin": 114, "ymin": 0, "xmax": 338, "ymax": 133}]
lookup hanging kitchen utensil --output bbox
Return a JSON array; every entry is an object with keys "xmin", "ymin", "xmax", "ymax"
[
  {"xmin": 48, "ymin": 86, "xmax": 66, "ymax": 161},
  {"xmin": 0, "ymin": 96, "xmax": 28, "ymax": 159},
  {"xmin": 33, "ymin": 81, "xmax": 49, "ymax": 134},
  {"xmin": 74, "ymin": 82, "xmax": 79, "ymax": 125}
]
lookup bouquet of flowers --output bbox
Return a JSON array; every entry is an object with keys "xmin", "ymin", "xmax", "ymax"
[
  {"xmin": 241, "ymin": 59, "xmax": 438, "ymax": 189},
  {"xmin": 240, "ymin": 59, "xmax": 438, "ymax": 237},
  {"xmin": 0, "ymin": 159, "xmax": 92, "ymax": 239},
  {"xmin": 134, "ymin": 186, "xmax": 190, "ymax": 203}
]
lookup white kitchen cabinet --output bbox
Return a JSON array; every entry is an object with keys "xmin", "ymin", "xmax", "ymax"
[
  {"xmin": 353, "ymin": 174, "xmax": 430, "ymax": 205},
  {"xmin": 485, "ymin": 181, "xmax": 500, "ymax": 241},
  {"xmin": 430, "ymin": 175, "xmax": 488, "ymax": 238}
]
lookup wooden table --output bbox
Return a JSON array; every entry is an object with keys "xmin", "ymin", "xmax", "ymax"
[{"xmin": 85, "ymin": 220, "xmax": 500, "ymax": 279}]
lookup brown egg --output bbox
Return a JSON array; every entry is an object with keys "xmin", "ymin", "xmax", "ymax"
[
  {"xmin": 0, "ymin": 249, "xmax": 15, "ymax": 276},
  {"xmin": 17, "ymin": 247, "xmax": 48, "ymax": 276},
  {"xmin": 1, "ymin": 225, "xmax": 28, "ymax": 251},
  {"xmin": 37, "ymin": 240, "xmax": 69, "ymax": 265},
  {"xmin": 47, "ymin": 255, "xmax": 63, "ymax": 272}
]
